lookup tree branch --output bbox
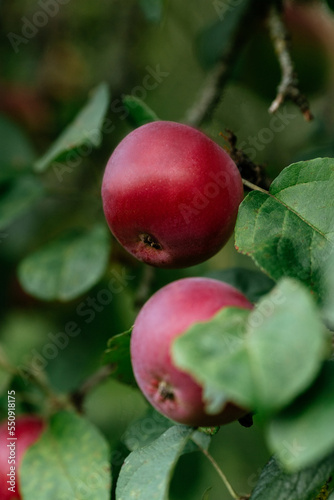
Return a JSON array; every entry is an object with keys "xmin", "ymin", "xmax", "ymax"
[
  {"xmin": 267, "ymin": 3, "xmax": 313, "ymax": 121},
  {"xmin": 70, "ymin": 364, "xmax": 114, "ymax": 412},
  {"xmin": 185, "ymin": 60, "xmax": 232, "ymax": 127},
  {"xmin": 184, "ymin": 3, "xmax": 258, "ymax": 128},
  {"xmin": 0, "ymin": 347, "xmax": 69, "ymax": 411}
]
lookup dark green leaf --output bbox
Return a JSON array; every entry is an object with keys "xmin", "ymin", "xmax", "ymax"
[
  {"xmin": 122, "ymin": 96, "xmax": 159, "ymax": 127},
  {"xmin": 235, "ymin": 158, "xmax": 334, "ymax": 298},
  {"xmin": 205, "ymin": 268, "xmax": 275, "ymax": 303},
  {"xmin": 326, "ymin": 0, "xmax": 334, "ymax": 12},
  {"xmin": 0, "ymin": 176, "xmax": 44, "ymax": 230},
  {"xmin": 139, "ymin": 0, "xmax": 163, "ymax": 22},
  {"xmin": 34, "ymin": 83, "xmax": 110, "ymax": 172},
  {"xmin": 18, "ymin": 224, "xmax": 111, "ymax": 301},
  {"xmin": 0, "ymin": 115, "xmax": 36, "ymax": 182},
  {"xmin": 20, "ymin": 411, "xmax": 111, "ymax": 500},
  {"xmin": 267, "ymin": 362, "xmax": 334, "ymax": 471},
  {"xmin": 116, "ymin": 426, "xmax": 194, "ymax": 500},
  {"xmin": 173, "ymin": 279, "xmax": 328, "ymax": 416},
  {"xmin": 103, "ymin": 329, "xmax": 136, "ymax": 386},
  {"xmin": 196, "ymin": 0, "xmax": 252, "ymax": 68},
  {"xmin": 249, "ymin": 454, "xmax": 334, "ymax": 500}
]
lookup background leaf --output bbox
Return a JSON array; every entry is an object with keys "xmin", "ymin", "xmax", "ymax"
[
  {"xmin": 116, "ymin": 425, "xmax": 194, "ymax": 500},
  {"xmin": 235, "ymin": 158, "xmax": 334, "ymax": 298},
  {"xmin": 34, "ymin": 83, "xmax": 110, "ymax": 172},
  {"xmin": 20, "ymin": 411, "xmax": 111, "ymax": 500},
  {"xmin": 122, "ymin": 96, "xmax": 159, "ymax": 127},
  {"xmin": 249, "ymin": 454, "xmax": 334, "ymax": 500},
  {"xmin": 18, "ymin": 224, "xmax": 111, "ymax": 301},
  {"xmin": 173, "ymin": 279, "xmax": 328, "ymax": 416},
  {"xmin": 0, "ymin": 115, "xmax": 36, "ymax": 183},
  {"xmin": 326, "ymin": 0, "xmax": 334, "ymax": 12},
  {"xmin": 0, "ymin": 311, "xmax": 55, "ymax": 390},
  {"xmin": 205, "ymin": 268, "xmax": 275, "ymax": 303},
  {"xmin": 139, "ymin": 0, "xmax": 164, "ymax": 23},
  {"xmin": 267, "ymin": 362, "xmax": 334, "ymax": 471},
  {"xmin": 196, "ymin": 0, "xmax": 253, "ymax": 68},
  {"xmin": 103, "ymin": 329, "xmax": 136, "ymax": 386},
  {"xmin": 0, "ymin": 176, "xmax": 44, "ymax": 231}
]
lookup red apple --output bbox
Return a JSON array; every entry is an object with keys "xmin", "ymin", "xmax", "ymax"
[
  {"xmin": 0, "ymin": 415, "xmax": 45, "ymax": 500},
  {"xmin": 130, "ymin": 277, "xmax": 253, "ymax": 427},
  {"xmin": 102, "ymin": 121, "xmax": 243, "ymax": 268}
]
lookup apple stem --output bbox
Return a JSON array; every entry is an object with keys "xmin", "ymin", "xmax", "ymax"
[
  {"xmin": 198, "ymin": 444, "xmax": 243, "ymax": 500},
  {"xmin": 242, "ymin": 178, "xmax": 269, "ymax": 195}
]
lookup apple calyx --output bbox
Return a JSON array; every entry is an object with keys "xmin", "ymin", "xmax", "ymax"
[
  {"xmin": 158, "ymin": 380, "xmax": 175, "ymax": 401},
  {"xmin": 139, "ymin": 233, "xmax": 162, "ymax": 250}
]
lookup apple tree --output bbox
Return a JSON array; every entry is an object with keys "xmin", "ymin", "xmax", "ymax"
[{"xmin": 0, "ymin": 0, "xmax": 334, "ymax": 499}]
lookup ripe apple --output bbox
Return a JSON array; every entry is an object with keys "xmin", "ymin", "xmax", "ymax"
[
  {"xmin": 130, "ymin": 277, "xmax": 253, "ymax": 426},
  {"xmin": 101, "ymin": 121, "xmax": 243, "ymax": 268},
  {"xmin": 0, "ymin": 415, "xmax": 45, "ymax": 500}
]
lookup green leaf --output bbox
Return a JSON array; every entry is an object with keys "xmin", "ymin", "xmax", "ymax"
[
  {"xmin": 122, "ymin": 407, "xmax": 174, "ymax": 452},
  {"xmin": 235, "ymin": 158, "xmax": 334, "ymax": 298},
  {"xmin": 322, "ymin": 250, "xmax": 334, "ymax": 329},
  {"xmin": 18, "ymin": 224, "xmax": 111, "ymax": 301},
  {"xmin": 0, "ymin": 176, "xmax": 44, "ymax": 230},
  {"xmin": 139, "ymin": 0, "xmax": 163, "ymax": 22},
  {"xmin": 20, "ymin": 411, "xmax": 111, "ymax": 500},
  {"xmin": 102, "ymin": 329, "xmax": 136, "ymax": 386},
  {"xmin": 249, "ymin": 454, "xmax": 334, "ymax": 500},
  {"xmin": 173, "ymin": 279, "xmax": 328, "ymax": 416},
  {"xmin": 267, "ymin": 362, "xmax": 334, "ymax": 471},
  {"xmin": 122, "ymin": 96, "xmax": 159, "ymax": 127},
  {"xmin": 0, "ymin": 310, "xmax": 54, "ymax": 363},
  {"xmin": 34, "ymin": 83, "xmax": 110, "ymax": 172},
  {"xmin": 116, "ymin": 425, "xmax": 194, "ymax": 500},
  {"xmin": 196, "ymin": 0, "xmax": 252, "ymax": 68},
  {"xmin": 0, "ymin": 115, "xmax": 36, "ymax": 182},
  {"xmin": 205, "ymin": 268, "xmax": 275, "ymax": 303},
  {"xmin": 0, "ymin": 312, "xmax": 55, "ymax": 391},
  {"xmin": 202, "ymin": 487, "xmax": 213, "ymax": 500}
]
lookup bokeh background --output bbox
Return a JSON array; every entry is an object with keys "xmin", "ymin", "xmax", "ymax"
[{"xmin": 1, "ymin": 1, "xmax": 334, "ymax": 498}]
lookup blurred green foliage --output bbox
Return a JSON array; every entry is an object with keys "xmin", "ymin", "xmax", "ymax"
[{"xmin": 1, "ymin": 1, "xmax": 334, "ymax": 499}]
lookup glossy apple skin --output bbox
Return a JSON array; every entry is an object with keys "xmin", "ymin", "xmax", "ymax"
[
  {"xmin": 131, "ymin": 277, "xmax": 253, "ymax": 427},
  {"xmin": 0, "ymin": 415, "xmax": 45, "ymax": 500},
  {"xmin": 102, "ymin": 121, "xmax": 243, "ymax": 268}
]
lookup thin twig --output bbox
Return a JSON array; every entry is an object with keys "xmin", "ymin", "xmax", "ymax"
[
  {"xmin": 185, "ymin": 61, "xmax": 231, "ymax": 127},
  {"xmin": 242, "ymin": 178, "xmax": 269, "ymax": 194},
  {"xmin": 198, "ymin": 444, "xmax": 241, "ymax": 500},
  {"xmin": 267, "ymin": 3, "xmax": 313, "ymax": 121},
  {"xmin": 71, "ymin": 365, "xmax": 114, "ymax": 412},
  {"xmin": 0, "ymin": 347, "xmax": 68, "ymax": 410},
  {"xmin": 184, "ymin": 3, "xmax": 256, "ymax": 128}
]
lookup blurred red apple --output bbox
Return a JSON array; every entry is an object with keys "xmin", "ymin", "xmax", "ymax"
[{"xmin": 131, "ymin": 277, "xmax": 252, "ymax": 427}]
